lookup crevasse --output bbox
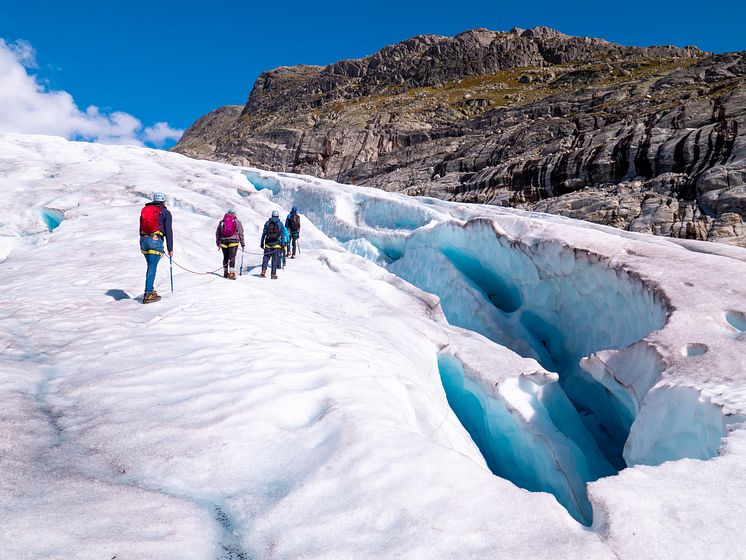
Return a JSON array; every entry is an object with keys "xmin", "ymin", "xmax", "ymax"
[{"xmin": 246, "ymin": 169, "xmax": 727, "ymax": 525}]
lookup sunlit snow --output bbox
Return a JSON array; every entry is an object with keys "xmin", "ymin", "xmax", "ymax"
[{"xmin": 2, "ymin": 133, "xmax": 746, "ymax": 559}]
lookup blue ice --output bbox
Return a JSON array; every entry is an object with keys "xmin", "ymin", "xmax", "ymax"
[
  {"xmin": 242, "ymin": 170, "xmax": 281, "ymax": 194},
  {"xmin": 41, "ymin": 208, "xmax": 65, "ymax": 232}
]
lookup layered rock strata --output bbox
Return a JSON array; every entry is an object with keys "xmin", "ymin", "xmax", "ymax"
[{"xmin": 174, "ymin": 27, "xmax": 746, "ymax": 245}]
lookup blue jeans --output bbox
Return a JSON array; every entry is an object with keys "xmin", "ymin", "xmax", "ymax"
[
  {"xmin": 141, "ymin": 235, "xmax": 164, "ymax": 293},
  {"xmin": 144, "ymin": 253, "xmax": 161, "ymax": 293}
]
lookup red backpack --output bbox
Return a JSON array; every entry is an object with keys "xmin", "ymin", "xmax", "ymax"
[
  {"xmin": 140, "ymin": 205, "xmax": 161, "ymax": 234},
  {"xmin": 221, "ymin": 213, "xmax": 237, "ymax": 238}
]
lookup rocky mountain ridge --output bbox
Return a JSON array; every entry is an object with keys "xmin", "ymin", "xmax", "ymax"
[{"xmin": 174, "ymin": 27, "xmax": 746, "ymax": 246}]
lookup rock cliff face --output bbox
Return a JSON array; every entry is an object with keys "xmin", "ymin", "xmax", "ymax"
[{"xmin": 174, "ymin": 27, "xmax": 746, "ymax": 246}]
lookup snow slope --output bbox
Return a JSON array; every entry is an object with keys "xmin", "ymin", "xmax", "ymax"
[{"xmin": 1, "ymin": 132, "xmax": 746, "ymax": 559}]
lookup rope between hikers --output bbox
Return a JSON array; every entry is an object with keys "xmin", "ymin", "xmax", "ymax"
[{"xmin": 169, "ymin": 248, "xmax": 284, "ymax": 276}]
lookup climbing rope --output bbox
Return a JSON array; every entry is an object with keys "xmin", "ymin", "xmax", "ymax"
[
  {"xmin": 169, "ymin": 249, "xmax": 285, "ymax": 276},
  {"xmin": 169, "ymin": 259, "xmax": 224, "ymax": 276}
]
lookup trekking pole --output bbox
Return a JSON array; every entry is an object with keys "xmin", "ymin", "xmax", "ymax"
[
  {"xmin": 169, "ymin": 255, "xmax": 174, "ymax": 293},
  {"xmin": 240, "ymin": 249, "xmax": 244, "ymax": 276}
]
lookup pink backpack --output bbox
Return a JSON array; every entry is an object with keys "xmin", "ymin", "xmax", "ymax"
[{"xmin": 221, "ymin": 213, "xmax": 236, "ymax": 237}]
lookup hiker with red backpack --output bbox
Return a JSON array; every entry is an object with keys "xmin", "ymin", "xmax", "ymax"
[
  {"xmin": 285, "ymin": 205, "xmax": 301, "ymax": 258},
  {"xmin": 215, "ymin": 209, "xmax": 245, "ymax": 280},
  {"xmin": 260, "ymin": 210, "xmax": 284, "ymax": 279},
  {"xmin": 139, "ymin": 192, "xmax": 173, "ymax": 304}
]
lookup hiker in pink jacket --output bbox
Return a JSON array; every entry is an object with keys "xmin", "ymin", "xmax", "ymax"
[{"xmin": 215, "ymin": 209, "xmax": 245, "ymax": 280}]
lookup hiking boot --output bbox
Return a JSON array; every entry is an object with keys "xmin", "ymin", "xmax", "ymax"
[
  {"xmin": 290, "ymin": 255, "xmax": 295, "ymax": 259},
  {"xmin": 223, "ymin": 269, "xmax": 229, "ymax": 278},
  {"xmin": 271, "ymin": 274, "xmax": 278, "ymax": 279},
  {"xmin": 143, "ymin": 292, "xmax": 161, "ymax": 304},
  {"xmin": 260, "ymin": 270, "xmax": 266, "ymax": 278},
  {"xmin": 228, "ymin": 272, "xmax": 237, "ymax": 280}
]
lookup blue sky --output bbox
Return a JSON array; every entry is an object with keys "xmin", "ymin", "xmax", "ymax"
[{"xmin": 1, "ymin": 0, "xmax": 744, "ymax": 145}]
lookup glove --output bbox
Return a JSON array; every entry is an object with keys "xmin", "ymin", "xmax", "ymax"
[
  {"xmin": 241, "ymin": 246, "xmax": 245, "ymax": 251},
  {"xmin": 260, "ymin": 244, "xmax": 264, "ymax": 249}
]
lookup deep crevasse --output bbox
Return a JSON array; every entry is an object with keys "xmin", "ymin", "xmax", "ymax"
[{"xmin": 250, "ymin": 168, "xmax": 731, "ymax": 525}]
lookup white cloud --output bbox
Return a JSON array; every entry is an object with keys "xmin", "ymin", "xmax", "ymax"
[
  {"xmin": 8, "ymin": 39, "xmax": 36, "ymax": 67},
  {"xmin": 0, "ymin": 39, "xmax": 183, "ymax": 147},
  {"xmin": 143, "ymin": 121, "xmax": 184, "ymax": 146}
]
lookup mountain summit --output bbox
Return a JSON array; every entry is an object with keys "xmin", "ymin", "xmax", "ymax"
[{"xmin": 174, "ymin": 27, "xmax": 746, "ymax": 246}]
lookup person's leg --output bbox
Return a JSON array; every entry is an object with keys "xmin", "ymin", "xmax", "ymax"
[
  {"xmin": 144, "ymin": 253, "xmax": 160, "ymax": 294},
  {"xmin": 222, "ymin": 247, "xmax": 230, "ymax": 277},
  {"xmin": 261, "ymin": 248, "xmax": 271, "ymax": 275},
  {"xmin": 272, "ymin": 249, "xmax": 282, "ymax": 278},
  {"xmin": 228, "ymin": 246, "xmax": 238, "ymax": 278},
  {"xmin": 292, "ymin": 236, "xmax": 297, "ymax": 257},
  {"xmin": 228, "ymin": 246, "xmax": 237, "ymax": 270}
]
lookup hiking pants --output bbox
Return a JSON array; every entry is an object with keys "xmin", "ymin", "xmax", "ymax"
[
  {"xmin": 262, "ymin": 247, "xmax": 282, "ymax": 275},
  {"xmin": 222, "ymin": 246, "xmax": 238, "ymax": 271},
  {"xmin": 143, "ymin": 253, "xmax": 161, "ymax": 294},
  {"xmin": 290, "ymin": 234, "xmax": 299, "ymax": 256}
]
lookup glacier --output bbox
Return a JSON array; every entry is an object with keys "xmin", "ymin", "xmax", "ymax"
[{"xmin": 1, "ymin": 133, "xmax": 746, "ymax": 559}]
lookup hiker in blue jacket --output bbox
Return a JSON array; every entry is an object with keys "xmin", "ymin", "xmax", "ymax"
[
  {"xmin": 285, "ymin": 205, "xmax": 301, "ymax": 258},
  {"xmin": 139, "ymin": 192, "xmax": 174, "ymax": 304},
  {"xmin": 280, "ymin": 222, "xmax": 290, "ymax": 267},
  {"xmin": 260, "ymin": 210, "xmax": 284, "ymax": 279},
  {"xmin": 215, "ymin": 209, "xmax": 245, "ymax": 280}
]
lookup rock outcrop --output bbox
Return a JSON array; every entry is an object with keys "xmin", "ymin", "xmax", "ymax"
[{"xmin": 174, "ymin": 27, "xmax": 746, "ymax": 246}]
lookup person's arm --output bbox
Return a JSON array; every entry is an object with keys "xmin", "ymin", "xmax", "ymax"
[
  {"xmin": 237, "ymin": 220, "xmax": 245, "ymax": 248},
  {"xmin": 215, "ymin": 223, "xmax": 221, "ymax": 246},
  {"xmin": 260, "ymin": 222, "xmax": 267, "ymax": 248},
  {"xmin": 163, "ymin": 208, "xmax": 174, "ymax": 255},
  {"xmin": 285, "ymin": 215, "xmax": 290, "ymax": 228}
]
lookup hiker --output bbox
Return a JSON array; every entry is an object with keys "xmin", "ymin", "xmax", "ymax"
[
  {"xmin": 280, "ymin": 222, "xmax": 290, "ymax": 266},
  {"xmin": 285, "ymin": 205, "xmax": 301, "ymax": 258},
  {"xmin": 139, "ymin": 192, "xmax": 173, "ymax": 304},
  {"xmin": 260, "ymin": 210, "xmax": 284, "ymax": 279},
  {"xmin": 215, "ymin": 208, "xmax": 245, "ymax": 280}
]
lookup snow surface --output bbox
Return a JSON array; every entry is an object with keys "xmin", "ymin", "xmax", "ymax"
[{"xmin": 2, "ymin": 132, "xmax": 746, "ymax": 559}]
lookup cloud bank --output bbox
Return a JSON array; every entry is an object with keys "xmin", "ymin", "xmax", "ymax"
[{"xmin": 0, "ymin": 39, "xmax": 183, "ymax": 148}]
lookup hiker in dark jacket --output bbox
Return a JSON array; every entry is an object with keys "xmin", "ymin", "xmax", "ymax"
[
  {"xmin": 285, "ymin": 205, "xmax": 301, "ymax": 258},
  {"xmin": 215, "ymin": 208, "xmax": 245, "ymax": 280},
  {"xmin": 139, "ymin": 192, "xmax": 174, "ymax": 304},
  {"xmin": 260, "ymin": 210, "xmax": 284, "ymax": 279}
]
